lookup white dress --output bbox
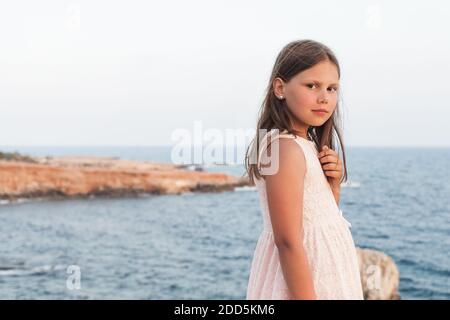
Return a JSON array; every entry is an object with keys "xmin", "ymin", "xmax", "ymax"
[{"xmin": 246, "ymin": 131, "xmax": 364, "ymax": 299}]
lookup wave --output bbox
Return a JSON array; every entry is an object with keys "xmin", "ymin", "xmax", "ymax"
[
  {"xmin": 0, "ymin": 198, "xmax": 46, "ymax": 206},
  {"xmin": 341, "ymin": 181, "xmax": 360, "ymax": 188},
  {"xmin": 0, "ymin": 264, "xmax": 67, "ymax": 277},
  {"xmin": 234, "ymin": 186, "xmax": 256, "ymax": 192}
]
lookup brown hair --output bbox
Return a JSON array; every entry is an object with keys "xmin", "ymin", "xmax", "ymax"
[{"xmin": 244, "ymin": 39, "xmax": 348, "ymax": 185}]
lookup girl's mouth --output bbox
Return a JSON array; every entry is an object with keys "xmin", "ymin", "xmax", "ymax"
[{"xmin": 312, "ymin": 109, "xmax": 329, "ymax": 116}]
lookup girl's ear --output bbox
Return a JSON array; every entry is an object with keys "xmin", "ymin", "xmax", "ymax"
[{"xmin": 272, "ymin": 77, "xmax": 285, "ymax": 99}]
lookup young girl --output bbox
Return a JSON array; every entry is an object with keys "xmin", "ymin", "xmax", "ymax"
[{"xmin": 245, "ymin": 40, "xmax": 364, "ymax": 300}]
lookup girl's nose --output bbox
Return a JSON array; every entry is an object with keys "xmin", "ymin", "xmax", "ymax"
[
  {"xmin": 317, "ymin": 93, "xmax": 328, "ymax": 104},
  {"xmin": 319, "ymin": 98, "xmax": 328, "ymax": 104}
]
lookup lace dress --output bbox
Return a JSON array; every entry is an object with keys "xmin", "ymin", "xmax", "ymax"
[{"xmin": 246, "ymin": 131, "xmax": 364, "ymax": 300}]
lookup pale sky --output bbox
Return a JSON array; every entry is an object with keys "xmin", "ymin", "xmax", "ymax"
[{"xmin": 1, "ymin": 0, "xmax": 449, "ymax": 146}]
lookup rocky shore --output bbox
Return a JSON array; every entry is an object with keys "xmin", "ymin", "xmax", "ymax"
[{"xmin": 0, "ymin": 156, "xmax": 250, "ymax": 201}]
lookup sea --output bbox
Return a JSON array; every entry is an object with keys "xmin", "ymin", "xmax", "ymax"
[{"xmin": 0, "ymin": 145, "xmax": 449, "ymax": 299}]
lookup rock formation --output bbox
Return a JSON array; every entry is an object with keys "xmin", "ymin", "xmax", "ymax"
[
  {"xmin": 357, "ymin": 247, "xmax": 400, "ymax": 300},
  {"xmin": 0, "ymin": 156, "xmax": 250, "ymax": 200}
]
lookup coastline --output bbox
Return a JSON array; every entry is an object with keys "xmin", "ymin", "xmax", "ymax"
[{"xmin": 0, "ymin": 156, "xmax": 251, "ymax": 201}]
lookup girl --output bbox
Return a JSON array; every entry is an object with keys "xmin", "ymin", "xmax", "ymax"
[{"xmin": 245, "ymin": 39, "xmax": 364, "ymax": 300}]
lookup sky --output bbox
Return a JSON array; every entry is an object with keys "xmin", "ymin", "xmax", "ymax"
[{"xmin": 1, "ymin": 0, "xmax": 449, "ymax": 147}]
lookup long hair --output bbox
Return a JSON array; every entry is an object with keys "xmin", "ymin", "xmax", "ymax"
[{"xmin": 245, "ymin": 39, "xmax": 348, "ymax": 185}]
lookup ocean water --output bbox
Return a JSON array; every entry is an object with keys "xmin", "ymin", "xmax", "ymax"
[{"xmin": 0, "ymin": 146, "xmax": 449, "ymax": 299}]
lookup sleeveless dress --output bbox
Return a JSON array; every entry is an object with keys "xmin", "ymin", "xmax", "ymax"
[{"xmin": 246, "ymin": 131, "xmax": 364, "ymax": 300}]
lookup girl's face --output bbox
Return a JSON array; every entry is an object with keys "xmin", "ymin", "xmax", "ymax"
[{"xmin": 274, "ymin": 59, "xmax": 340, "ymax": 133}]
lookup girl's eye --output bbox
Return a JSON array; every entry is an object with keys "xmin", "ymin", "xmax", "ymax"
[{"xmin": 306, "ymin": 84, "xmax": 339, "ymax": 92}]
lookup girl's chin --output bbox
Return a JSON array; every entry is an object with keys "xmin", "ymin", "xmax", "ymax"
[
  {"xmin": 308, "ymin": 118, "xmax": 328, "ymax": 126},
  {"xmin": 291, "ymin": 114, "xmax": 329, "ymax": 128}
]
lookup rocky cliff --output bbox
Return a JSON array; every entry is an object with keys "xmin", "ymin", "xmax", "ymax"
[{"xmin": 0, "ymin": 156, "xmax": 250, "ymax": 200}]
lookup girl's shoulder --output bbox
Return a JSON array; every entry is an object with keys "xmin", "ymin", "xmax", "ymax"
[
  {"xmin": 258, "ymin": 130, "xmax": 307, "ymax": 178},
  {"xmin": 257, "ymin": 129, "xmax": 295, "ymax": 158}
]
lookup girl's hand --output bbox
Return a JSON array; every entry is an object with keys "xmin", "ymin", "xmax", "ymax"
[{"xmin": 318, "ymin": 145, "xmax": 343, "ymax": 191}]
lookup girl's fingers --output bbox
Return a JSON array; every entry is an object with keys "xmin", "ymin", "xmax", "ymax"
[
  {"xmin": 322, "ymin": 162, "xmax": 341, "ymax": 170},
  {"xmin": 319, "ymin": 148, "xmax": 337, "ymax": 158},
  {"xmin": 324, "ymin": 170, "xmax": 341, "ymax": 178},
  {"xmin": 319, "ymin": 155, "xmax": 338, "ymax": 164},
  {"xmin": 319, "ymin": 149, "xmax": 342, "ymax": 178},
  {"xmin": 320, "ymin": 146, "xmax": 342, "ymax": 179}
]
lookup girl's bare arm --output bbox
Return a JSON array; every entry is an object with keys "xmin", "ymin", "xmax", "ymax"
[{"xmin": 263, "ymin": 139, "xmax": 316, "ymax": 299}]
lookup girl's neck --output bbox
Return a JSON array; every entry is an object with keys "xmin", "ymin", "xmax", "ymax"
[{"xmin": 292, "ymin": 126, "xmax": 310, "ymax": 140}]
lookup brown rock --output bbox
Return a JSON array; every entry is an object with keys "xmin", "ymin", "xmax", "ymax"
[
  {"xmin": 357, "ymin": 247, "xmax": 401, "ymax": 300},
  {"xmin": 0, "ymin": 157, "xmax": 252, "ymax": 201}
]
